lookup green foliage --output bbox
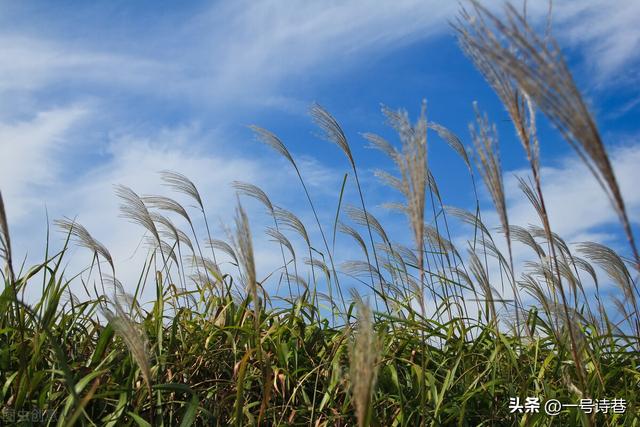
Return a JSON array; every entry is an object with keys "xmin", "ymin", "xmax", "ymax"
[{"xmin": 1, "ymin": 263, "xmax": 638, "ymax": 425}]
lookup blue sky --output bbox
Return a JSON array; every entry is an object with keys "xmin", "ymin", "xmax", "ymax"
[{"xmin": 1, "ymin": 0, "xmax": 639, "ymax": 303}]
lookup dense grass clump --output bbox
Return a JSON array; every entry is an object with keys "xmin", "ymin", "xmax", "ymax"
[{"xmin": 1, "ymin": 2, "xmax": 639, "ymax": 426}]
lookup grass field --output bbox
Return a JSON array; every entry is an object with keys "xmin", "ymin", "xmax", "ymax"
[{"xmin": 1, "ymin": 2, "xmax": 639, "ymax": 426}]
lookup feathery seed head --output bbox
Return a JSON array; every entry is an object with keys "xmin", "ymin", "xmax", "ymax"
[{"xmin": 349, "ymin": 298, "xmax": 380, "ymax": 427}]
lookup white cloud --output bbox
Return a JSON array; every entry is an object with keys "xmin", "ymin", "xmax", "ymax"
[
  {"xmin": 504, "ymin": 143, "xmax": 640, "ymax": 245},
  {"xmin": 0, "ymin": 1, "xmax": 457, "ymax": 108},
  {"xmin": 0, "ymin": 0, "xmax": 636, "ymax": 107},
  {"xmin": 196, "ymin": 0, "xmax": 457, "ymax": 100},
  {"xmin": 196, "ymin": 0, "xmax": 640, "ymax": 96},
  {"xmin": 1, "ymin": 112, "xmax": 347, "ymax": 300},
  {"xmin": 547, "ymin": 0, "xmax": 640, "ymax": 80},
  {"xmin": 0, "ymin": 36, "xmax": 172, "ymax": 95},
  {"xmin": 0, "ymin": 106, "xmax": 88, "ymax": 216}
]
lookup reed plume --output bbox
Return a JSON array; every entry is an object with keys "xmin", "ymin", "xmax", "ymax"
[
  {"xmin": 115, "ymin": 185, "xmax": 161, "ymax": 244},
  {"xmin": 55, "ymin": 218, "xmax": 114, "ymax": 272},
  {"xmin": 456, "ymin": 0, "xmax": 639, "ymax": 272},
  {"xmin": 102, "ymin": 279, "xmax": 152, "ymax": 396},
  {"xmin": 160, "ymin": 170, "xmax": 219, "ymax": 266},
  {"xmin": 349, "ymin": 297, "xmax": 380, "ymax": 427},
  {"xmin": 0, "ymin": 191, "xmax": 14, "ymax": 284},
  {"xmin": 233, "ymin": 202, "xmax": 258, "ymax": 308}
]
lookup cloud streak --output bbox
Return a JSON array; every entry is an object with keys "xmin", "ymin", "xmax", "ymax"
[
  {"xmin": 0, "ymin": 106, "xmax": 89, "ymax": 216},
  {"xmin": 2, "ymin": 1, "xmax": 636, "ymax": 106},
  {"xmin": 505, "ymin": 143, "xmax": 640, "ymax": 244}
]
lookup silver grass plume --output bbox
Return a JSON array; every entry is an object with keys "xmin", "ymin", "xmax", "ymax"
[
  {"xmin": 456, "ymin": 9, "xmax": 539, "ymax": 171},
  {"xmin": 392, "ymin": 243, "xmax": 419, "ymax": 268},
  {"xmin": 0, "ymin": 191, "xmax": 14, "ymax": 283},
  {"xmin": 364, "ymin": 132, "xmax": 401, "ymax": 167},
  {"xmin": 206, "ymin": 239, "xmax": 238, "ymax": 265},
  {"xmin": 349, "ymin": 296, "xmax": 380, "ymax": 427},
  {"xmin": 232, "ymin": 181, "xmax": 274, "ymax": 214},
  {"xmin": 426, "ymin": 169, "xmax": 441, "ymax": 201},
  {"xmin": 232, "ymin": 201, "xmax": 261, "ymax": 339},
  {"xmin": 232, "ymin": 201, "xmax": 267, "ymax": 377},
  {"xmin": 311, "ymin": 104, "xmax": 384, "ymax": 310},
  {"xmin": 142, "ymin": 195, "xmax": 192, "ymax": 225},
  {"xmin": 427, "ymin": 122, "xmax": 471, "ymax": 170},
  {"xmin": 265, "ymin": 227, "xmax": 295, "ymax": 260},
  {"xmin": 102, "ymin": 276, "xmax": 151, "ymax": 395},
  {"xmin": 159, "ymin": 170, "xmax": 219, "ymax": 267},
  {"xmin": 509, "ymin": 225, "xmax": 545, "ymax": 259},
  {"xmin": 380, "ymin": 202, "xmax": 407, "ymax": 215},
  {"xmin": 374, "ymin": 170, "xmax": 404, "ymax": 194},
  {"xmin": 55, "ymin": 218, "xmax": 114, "ymax": 272},
  {"xmin": 190, "ymin": 255, "xmax": 221, "ymax": 277},
  {"xmin": 424, "ymin": 225, "xmax": 456, "ymax": 257},
  {"xmin": 469, "ymin": 105, "xmax": 507, "ymax": 246},
  {"xmin": 304, "ymin": 257, "xmax": 330, "ymax": 277},
  {"xmin": 345, "ymin": 205, "xmax": 389, "ymax": 246},
  {"xmin": 516, "ymin": 176, "xmax": 544, "ymax": 220},
  {"xmin": 144, "ymin": 237, "xmax": 178, "ymax": 265},
  {"xmin": 337, "ymin": 221, "xmax": 369, "ymax": 259},
  {"xmin": 456, "ymin": 0, "xmax": 639, "ymax": 270},
  {"xmin": 115, "ymin": 185, "xmax": 160, "ymax": 244},
  {"xmin": 468, "ymin": 104, "xmax": 524, "ymax": 327},
  {"xmin": 285, "ymin": 273, "xmax": 308, "ymax": 293},
  {"xmin": 468, "ymin": 249, "xmax": 498, "ymax": 323},
  {"xmin": 160, "ymin": 170, "xmax": 203, "ymax": 209},
  {"xmin": 382, "ymin": 105, "xmax": 427, "ymax": 270},
  {"xmin": 152, "ymin": 212, "xmax": 194, "ymax": 253},
  {"xmin": 310, "ymin": 103, "xmax": 355, "ymax": 168},
  {"xmin": 341, "ymin": 260, "xmax": 380, "ymax": 280},
  {"xmin": 250, "ymin": 125, "xmax": 295, "ymax": 166},
  {"xmin": 577, "ymin": 241, "xmax": 639, "ymax": 324},
  {"xmin": 274, "ymin": 207, "xmax": 310, "ymax": 247},
  {"xmin": 445, "ymin": 205, "xmax": 491, "ymax": 239}
]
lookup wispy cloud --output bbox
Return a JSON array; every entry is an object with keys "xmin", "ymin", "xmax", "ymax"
[
  {"xmin": 1, "ymin": 1, "xmax": 636, "ymax": 107},
  {"xmin": 0, "ymin": 36, "xmax": 173, "ymax": 99},
  {"xmin": 194, "ymin": 0, "xmax": 457, "ymax": 101},
  {"xmin": 0, "ymin": 106, "xmax": 88, "ymax": 216},
  {"xmin": 0, "ymin": 1, "xmax": 457, "ymax": 109},
  {"xmin": 503, "ymin": 142, "xmax": 640, "ymax": 245},
  {"xmin": 549, "ymin": 0, "xmax": 640, "ymax": 81},
  {"xmin": 1, "ymin": 113, "xmax": 345, "ymax": 297}
]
